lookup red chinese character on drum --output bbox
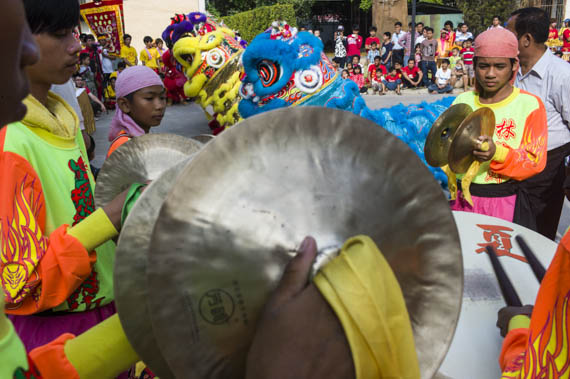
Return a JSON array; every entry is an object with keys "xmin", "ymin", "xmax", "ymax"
[{"xmin": 475, "ymin": 224, "xmax": 527, "ymax": 262}]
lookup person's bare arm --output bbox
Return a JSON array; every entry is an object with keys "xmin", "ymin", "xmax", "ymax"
[{"xmin": 87, "ymin": 92, "xmax": 106, "ymax": 113}]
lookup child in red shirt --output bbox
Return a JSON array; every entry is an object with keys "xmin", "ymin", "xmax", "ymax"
[
  {"xmin": 365, "ymin": 26, "xmax": 380, "ymax": 52},
  {"xmin": 370, "ymin": 69, "xmax": 384, "ymax": 93},
  {"xmin": 381, "ymin": 67, "xmax": 402, "ymax": 95},
  {"xmin": 460, "ymin": 38, "xmax": 475, "ymax": 87},
  {"xmin": 367, "ymin": 56, "xmax": 387, "ymax": 80},
  {"xmin": 401, "ymin": 58, "xmax": 423, "ymax": 88},
  {"xmin": 346, "ymin": 25, "xmax": 363, "ymax": 62}
]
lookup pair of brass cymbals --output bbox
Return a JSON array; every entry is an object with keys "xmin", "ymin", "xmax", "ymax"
[
  {"xmin": 425, "ymin": 104, "xmax": 495, "ymax": 173},
  {"xmin": 101, "ymin": 108, "xmax": 463, "ymax": 379}
]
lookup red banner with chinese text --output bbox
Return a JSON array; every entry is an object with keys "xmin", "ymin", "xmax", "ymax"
[{"xmin": 80, "ymin": 0, "xmax": 125, "ymax": 57}]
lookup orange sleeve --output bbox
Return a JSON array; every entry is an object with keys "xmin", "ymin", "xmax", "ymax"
[
  {"xmin": 106, "ymin": 135, "xmax": 130, "ymax": 158},
  {"xmin": 499, "ymin": 328, "xmax": 529, "ymax": 375},
  {"xmin": 0, "ymin": 148, "xmax": 95, "ymax": 315},
  {"xmin": 29, "ymin": 333, "xmax": 80, "ymax": 379},
  {"xmin": 490, "ymin": 99, "xmax": 548, "ymax": 181},
  {"xmin": 491, "ymin": 98, "xmax": 548, "ymax": 180}
]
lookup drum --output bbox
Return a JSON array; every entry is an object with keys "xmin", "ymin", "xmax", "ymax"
[{"xmin": 438, "ymin": 211, "xmax": 558, "ymax": 379}]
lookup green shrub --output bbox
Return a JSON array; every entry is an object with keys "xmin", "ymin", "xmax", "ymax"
[{"xmin": 223, "ymin": 4, "xmax": 297, "ymax": 43}]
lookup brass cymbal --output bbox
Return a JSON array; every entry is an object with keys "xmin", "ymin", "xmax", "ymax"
[
  {"xmin": 448, "ymin": 107, "xmax": 495, "ymax": 174},
  {"xmin": 147, "ymin": 107, "xmax": 463, "ymax": 379},
  {"xmin": 114, "ymin": 158, "xmax": 192, "ymax": 379},
  {"xmin": 425, "ymin": 103, "xmax": 473, "ymax": 167},
  {"xmin": 94, "ymin": 133, "xmax": 203, "ymax": 208}
]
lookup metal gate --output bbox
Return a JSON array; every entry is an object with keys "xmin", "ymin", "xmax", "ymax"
[{"xmin": 535, "ymin": 0, "xmax": 566, "ymax": 25}]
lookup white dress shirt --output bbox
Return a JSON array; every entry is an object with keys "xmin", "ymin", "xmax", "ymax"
[
  {"xmin": 391, "ymin": 31, "xmax": 405, "ymax": 50},
  {"xmin": 515, "ymin": 49, "xmax": 570, "ymax": 150}
]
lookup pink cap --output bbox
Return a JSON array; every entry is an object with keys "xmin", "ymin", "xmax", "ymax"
[
  {"xmin": 474, "ymin": 28, "xmax": 519, "ymax": 59},
  {"xmin": 116, "ymin": 65, "xmax": 164, "ymax": 98}
]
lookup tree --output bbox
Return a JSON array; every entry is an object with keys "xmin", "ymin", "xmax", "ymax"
[
  {"xmin": 207, "ymin": 0, "xmax": 314, "ymax": 22},
  {"xmin": 455, "ymin": 0, "xmax": 517, "ymax": 35}
]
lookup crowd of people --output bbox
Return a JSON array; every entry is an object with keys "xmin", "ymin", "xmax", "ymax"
[
  {"xmin": 1, "ymin": 0, "xmax": 570, "ymax": 378},
  {"xmin": 333, "ymin": 16, "xmax": 570, "ymax": 96},
  {"xmin": 73, "ymin": 31, "xmax": 187, "ymax": 122}
]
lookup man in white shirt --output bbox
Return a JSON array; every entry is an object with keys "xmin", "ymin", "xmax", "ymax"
[
  {"xmin": 455, "ymin": 23, "xmax": 474, "ymax": 45},
  {"xmin": 391, "ymin": 21, "xmax": 405, "ymax": 66},
  {"xmin": 508, "ymin": 7, "xmax": 570, "ymax": 240},
  {"xmin": 428, "ymin": 59, "xmax": 452, "ymax": 94},
  {"xmin": 488, "ymin": 15, "xmax": 504, "ymax": 30}
]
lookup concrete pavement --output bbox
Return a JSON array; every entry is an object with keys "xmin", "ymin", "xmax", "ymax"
[{"xmin": 92, "ymin": 97, "xmax": 569, "ymax": 241}]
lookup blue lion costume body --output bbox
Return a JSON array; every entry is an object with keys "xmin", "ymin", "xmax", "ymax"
[
  {"xmin": 239, "ymin": 30, "xmax": 453, "ymax": 187},
  {"xmin": 164, "ymin": 14, "xmax": 453, "ymax": 188}
]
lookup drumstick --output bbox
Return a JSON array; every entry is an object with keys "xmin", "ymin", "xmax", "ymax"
[
  {"xmin": 515, "ymin": 235, "xmax": 546, "ymax": 283},
  {"xmin": 486, "ymin": 246, "xmax": 523, "ymax": 307}
]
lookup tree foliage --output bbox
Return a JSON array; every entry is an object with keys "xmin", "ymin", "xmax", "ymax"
[
  {"xmin": 207, "ymin": 0, "xmax": 314, "ymax": 22},
  {"xmin": 454, "ymin": 0, "xmax": 517, "ymax": 35},
  {"xmin": 222, "ymin": 4, "xmax": 297, "ymax": 42}
]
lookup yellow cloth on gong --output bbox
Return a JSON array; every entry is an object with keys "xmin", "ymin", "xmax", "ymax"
[{"xmin": 314, "ymin": 235, "xmax": 420, "ymax": 379}]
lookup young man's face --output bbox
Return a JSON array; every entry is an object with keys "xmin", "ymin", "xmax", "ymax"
[
  {"xmin": 74, "ymin": 76, "xmax": 85, "ymax": 88},
  {"xmin": 408, "ymin": 60, "xmax": 415, "ymax": 68},
  {"xmin": 395, "ymin": 24, "xmax": 401, "ymax": 33},
  {"xmin": 416, "ymin": 25, "xmax": 423, "ymax": 33},
  {"xmin": 423, "ymin": 29, "xmax": 428, "ymax": 37},
  {"xmin": 27, "ymin": 28, "xmax": 81, "ymax": 88},
  {"xmin": 374, "ymin": 58, "xmax": 380, "ymax": 66},
  {"xmin": 475, "ymin": 57, "xmax": 515, "ymax": 94},
  {"xmin": 0, "ymin": 0, "xmax": 40, "ymax": 125},
  {"xmin": 119, "ymin": 85, "xmax": 167, "ymax": 129},
  {"xmin": 124, "ymin": 37, "xmax": 131, "ymax": 46},
  {"xmin": 427, "ymin": 30, "xmax": 433, "ymax": 39},
  {"xmin": 461, "ymin": 25, "xmax": 468, "ymax": 33}
]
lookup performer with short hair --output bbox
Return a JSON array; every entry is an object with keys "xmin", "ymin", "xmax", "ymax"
[
  {"xmin": 450, "ymin": 28, "xmax": 548, "ymax": 228},
  {"xmin": 0, "ymin": 0, "xmax": 128, "ymax": 354}
]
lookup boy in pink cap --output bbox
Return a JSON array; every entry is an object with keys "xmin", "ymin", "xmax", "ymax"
[
  {"xmin": 449, "ymin": 28, "xmax": 548, "ymax": 229},
  {"xmin": 106, "ymin": 65, "xmax": 166, "ymax": 157}
]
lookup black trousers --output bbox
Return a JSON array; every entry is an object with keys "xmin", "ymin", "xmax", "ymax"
[
  {"xmin": 521, "ymin": 142, "xmax": 570, "ymax": 240},
  {"xmin": 392, "ymin": 49, "xmax": 404, "ymax": 66}
]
